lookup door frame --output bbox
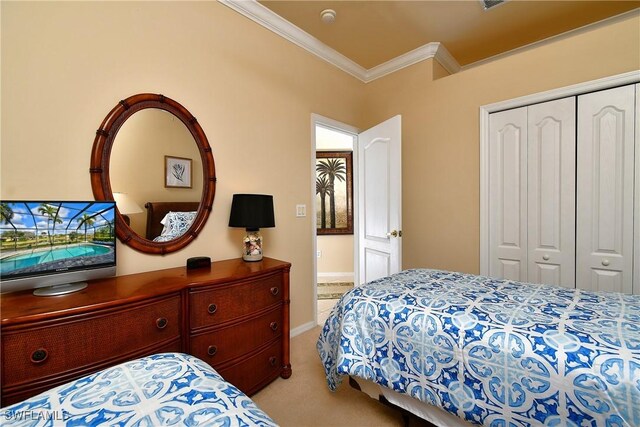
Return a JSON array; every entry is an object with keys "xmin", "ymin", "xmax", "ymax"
[
  {"xmin": 636, "ymin": 83, "xmax": 640, "ymax": 292},
  {"xmin": 479, "ymin": 70, "xmax": 640, "ymax": 276},
  {"xmin": 311, "ymin": 114, "xmax": 359, "ymax": 326}
]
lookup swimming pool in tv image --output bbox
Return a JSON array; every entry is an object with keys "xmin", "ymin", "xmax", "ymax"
[
  {"xmin": 1, "ymin": 243, "xmax": 114, "ymax": 275},
  {"xmin": 0, "ymin": 201, "xmax": 116, "ymax": 280}
]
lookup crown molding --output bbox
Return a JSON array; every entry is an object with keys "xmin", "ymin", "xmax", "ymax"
[
  {"xmin": 221, "ymin": 1, "xmax": 638, "ymax": 80},
  {"xmin": 219, "ymin": 0, "xmax": 367, "ymax": 81},
  {"xmin": 432, "ymin": 43, "xmax": 462, "ymax": 75},
  {"xmin": 365, "ymin": 42, "xmax": 461, "ymax": 81},
  {"xmin": 219, "ymin": 0, "xmax": 461, "ymax": 83}
]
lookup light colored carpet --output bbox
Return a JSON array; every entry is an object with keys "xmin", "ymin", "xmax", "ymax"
[{"xmin": 251, "ymin": 326, "xmax": 433, "ymax": 427}]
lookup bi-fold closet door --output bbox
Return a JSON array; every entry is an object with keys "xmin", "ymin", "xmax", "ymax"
[
  {"xmin": 577, "ymin": 85, "xmax": 636, "ymax": 294},
  {"xmin": 489, "ymin": 97, "xmax": 576, "ymax": 288},
  {"xmin": 488, "ymin": 84, "xmax": 638, "ymax": 293}
]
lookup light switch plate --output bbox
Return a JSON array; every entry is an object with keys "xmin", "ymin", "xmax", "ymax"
[{"xmin": 296, "ymin": 204, "xmax": 306, "ymax": 217}]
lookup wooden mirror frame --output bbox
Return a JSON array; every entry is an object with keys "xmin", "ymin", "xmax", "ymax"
[{"xmin": 90, "ymin": 93, "xmax": 216, "ymax": 254}]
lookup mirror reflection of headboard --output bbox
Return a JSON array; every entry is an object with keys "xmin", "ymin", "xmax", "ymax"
[{"xmin": 144, "ymin": 201, "xmax": 200, "ymax": 241}]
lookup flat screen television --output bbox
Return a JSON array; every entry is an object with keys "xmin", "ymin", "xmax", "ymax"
[{"xmin": 0, "ymin": 200, "xmax": 116, "ymax": 296}]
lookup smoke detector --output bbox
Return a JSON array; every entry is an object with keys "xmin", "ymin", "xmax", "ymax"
[{"xmin": 320, "ymin": 9, "xmax": 336, "ymax": 24}]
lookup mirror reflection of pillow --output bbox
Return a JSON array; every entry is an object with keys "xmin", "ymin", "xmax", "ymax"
[{"xmin": 153, "ymin": 211, "xmax": 197, "ymax": 242}]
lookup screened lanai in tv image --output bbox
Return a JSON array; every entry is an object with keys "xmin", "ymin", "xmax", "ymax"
[{"xmin": 0, "ymin": 201, "xmax": 116, "ymax": 279}]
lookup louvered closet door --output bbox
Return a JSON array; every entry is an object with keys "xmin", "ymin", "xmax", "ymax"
[
  {"xmin": 527, "ymin": 98, "xmax": 576, "ymax": 288},
  {"xmin": 489, "ymin": 107, "xmax": 528, "ymax": 281},
  {"xmin": 577, "ymin": 85, "xmax": 636, "ymax": 294}
]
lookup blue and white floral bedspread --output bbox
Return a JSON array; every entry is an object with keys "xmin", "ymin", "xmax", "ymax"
[
  {"xmin": 317, "ymin": 269, "xmax": 640, "ymax": 426},
  {"xmin": 0, "ymin": 353, "xmax": 276, "ymax": 426}
]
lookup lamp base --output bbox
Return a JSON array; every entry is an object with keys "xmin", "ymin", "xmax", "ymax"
[
  {"xmin": 243, "ymin": 253, "xmax": 263, "ymax": 262},
  {"xmin": 242, "ymin": 229, "xmax": 263, "ymax": 262}
]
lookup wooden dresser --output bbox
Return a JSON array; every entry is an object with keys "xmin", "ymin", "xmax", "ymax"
[{"xmin": 0, "ymin": 257, "xmax": 291, "ymax": 407}]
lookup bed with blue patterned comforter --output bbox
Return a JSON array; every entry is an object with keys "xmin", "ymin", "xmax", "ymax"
[
  {"xmin": 317, "ymin": 269, "xmax": 640, "ymax": 426},
  {"xmin": 0, "ymin": 353, "xmax": 276, "ymax": 426}
]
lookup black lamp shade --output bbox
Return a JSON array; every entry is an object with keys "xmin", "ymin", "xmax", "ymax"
[{"xmin": 229, "ymin": 194, "xmax": 275, "ymax": 230}]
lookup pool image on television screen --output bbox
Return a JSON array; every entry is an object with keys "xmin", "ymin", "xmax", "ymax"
[{"xmin": 0, "ymin": 201, "xmax": 116, "ymax": 280}]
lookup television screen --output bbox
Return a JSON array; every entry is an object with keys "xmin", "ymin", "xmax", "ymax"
[{"xmin": 0, "ymin": 201, "xmax": 116, "ymax": 295}]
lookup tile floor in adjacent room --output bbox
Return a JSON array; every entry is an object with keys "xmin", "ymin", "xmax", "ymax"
[{"xmin": 316, "ymin": 281, "xmax": 353, "ymax": 325}]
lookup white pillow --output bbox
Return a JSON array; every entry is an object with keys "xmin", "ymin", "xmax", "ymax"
[{"xmin": 153, "ymin": 211, "xmax": 197, "ymax": 242}]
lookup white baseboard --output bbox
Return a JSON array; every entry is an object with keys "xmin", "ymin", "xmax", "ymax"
[
  {"xmin": 317, "ymin": 272, "xmax": 354, "ymax": 282},
  {"xmin": 290, "ymin": 320, "xmax": 317, "ymax": 338}
]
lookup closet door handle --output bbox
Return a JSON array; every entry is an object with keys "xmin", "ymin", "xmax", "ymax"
[
  {"xmin": 602, "ymin": 259, "xmax": 610, "ymax": 267},
  {"xmin": 542, "ymin": 254, "xmax": 550, "ymax": 261}
]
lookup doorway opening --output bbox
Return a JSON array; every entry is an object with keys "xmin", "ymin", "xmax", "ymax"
[
  {"xmin": 311, "ymin": 114, "xmax": 402, "ymax": 327},
  {"xmin": 312, "ymin": 116, "xmax": 358, "ymax": 325}
]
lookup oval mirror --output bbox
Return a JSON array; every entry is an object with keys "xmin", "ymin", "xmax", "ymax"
[{"xmin": 90, "ymin": 94, "xmax": 216, "ymax": 254}]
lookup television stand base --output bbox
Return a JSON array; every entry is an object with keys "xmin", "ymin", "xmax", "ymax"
[{"xmin": 33, "ymin": 282, "xmax": 88, "ymax": 297}]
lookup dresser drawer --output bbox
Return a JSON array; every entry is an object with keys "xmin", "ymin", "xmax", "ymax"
[
  {"xmin": 191, "ymin": 307, "xmax": 282, "ymax": 366},
  {"xmin": 217, "ymin": 340, "xmax": 282, "ymax": 395},
  {"xmin": 1, "ymin": 338, "xmax": 182, "ymax": 407},
  {"xmin": 190, "ymin": 273, "xmax": 283, "ymax": 329},
  {"xmin": 1, "ymin": 295, "xmax": 181, "ymax": 387}
]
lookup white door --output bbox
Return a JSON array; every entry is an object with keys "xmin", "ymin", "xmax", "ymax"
[
  {"xmin": 577, "ymin": 85, "xmax": 636, "ymax": 293},
  {"xmin": 527, "ymin": 97, "xmax": 576, "ymax": 288},
  {"xmin": 357, "ymin": 115, "xmax": 402, "ymax": 284},
  {"xmin": 488, "ymin": 107, "xmax": 528, "ymax": 281}
]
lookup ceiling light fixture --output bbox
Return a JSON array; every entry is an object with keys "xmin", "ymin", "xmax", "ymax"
[{"xmin": 320, "ymin": 9, "xmax": 336, "ymax": 24}]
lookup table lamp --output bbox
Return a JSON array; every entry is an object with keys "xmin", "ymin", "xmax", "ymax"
[
  {"xmin": 229, "ymin": 194, "xmax": 275, "ymax": 262},
  {"xmin": 113, "ymin": 192, "xmax": 143, "ymax": 226}
]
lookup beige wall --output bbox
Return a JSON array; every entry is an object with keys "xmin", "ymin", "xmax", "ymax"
[
  {"xmin": 2, "ymin": 2, "xmax": 638, "ymax": 331},
  {"xmin": 363, "ymin": 13, "xmax": 640, "ymax": 275},
  {"xmin": 0, "ymin": 1, "xmax": 364, "ymax": 330},
  {"xmin": 317, "ymin": 235, "xmax": 354, "ymax": 278}
]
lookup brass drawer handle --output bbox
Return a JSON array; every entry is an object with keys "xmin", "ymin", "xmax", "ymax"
[
  {"xmin": 207, "ymin": 345, "xmax": 218, "ymax": 357},
  {"xmin": 31, "ymin": 348, "xmax": 48, "ymax": 364},
  {"xmin": 270, "ymin": 287, "xmax": 279, "ymax": 296},
  {"xmin": 270, "ymin": 321, "xmax": 279, "ymax": 331},
  {"xmin": 208, "ymin": 303, "xmax": 217, "ymax": 314},
  {"xmin": 156, "ymin": 317, "xmax": 168, "ymax": 329},
  {"xmin": 269, "ymin": 356, "xmax": 277, "ymax": 367}
]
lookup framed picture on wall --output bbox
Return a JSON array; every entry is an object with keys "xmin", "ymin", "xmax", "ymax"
[
  {"xmin": 165, "ymin": 156, "xmax": 192, "ymax": 188},
  {"xmin": 316, "ymin": 151, "xmax": 353, "ymax": 235}
]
